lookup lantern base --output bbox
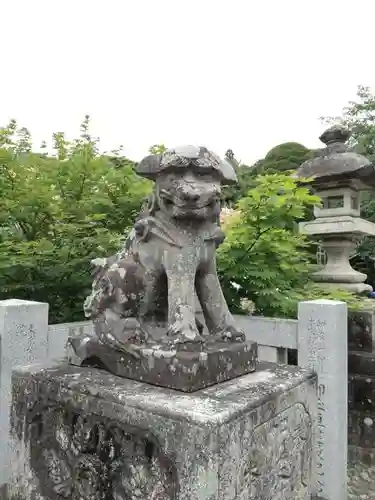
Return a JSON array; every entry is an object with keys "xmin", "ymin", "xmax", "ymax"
[{"xmin": 311, "ymin": 281, "xmax": 372, "ymax": 295}]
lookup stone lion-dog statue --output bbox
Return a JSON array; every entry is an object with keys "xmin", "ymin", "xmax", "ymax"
[{"xmin": 68, "ymin": 146, "xmax": 256, "ymax": 390}]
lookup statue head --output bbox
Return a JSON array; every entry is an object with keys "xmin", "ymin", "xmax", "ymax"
[{"xmin": 136, "ymin": 146, "xmax": 237, "ymax": 220}]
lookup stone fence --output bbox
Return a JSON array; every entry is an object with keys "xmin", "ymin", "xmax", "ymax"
[{"xmin": 0, "ymin": 298, "xmax": 347, "ymax": 500}]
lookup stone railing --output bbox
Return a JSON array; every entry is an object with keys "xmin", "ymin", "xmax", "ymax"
[{"xmin": 0, "ymin": 298, "xmax": 348, "ymax": 500}]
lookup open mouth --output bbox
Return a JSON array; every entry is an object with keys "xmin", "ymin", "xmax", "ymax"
[
  {"xmin": 159, "ymin": 188, "xmax": 220, "ymax": 212},
  {"xmin": 163, "ymin": 196, "xmax": 217, "ymax": 210}
]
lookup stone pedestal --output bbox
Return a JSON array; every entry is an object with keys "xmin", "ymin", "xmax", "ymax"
[
  {"xmin": 68, "ymin": 336, "xmax": 257, "ymax": 392},
  {"xmin": 299, "ymin": 215, "xmax": 375, "ymax": 294},
  {"xmin": 8, "ymin": 362, "xmax": 316, "ymax": 500}
]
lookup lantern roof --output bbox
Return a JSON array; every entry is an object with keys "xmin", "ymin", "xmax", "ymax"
[{"xmin": 294, "ymin": 125, "xmax": 375, "ymax": 188}]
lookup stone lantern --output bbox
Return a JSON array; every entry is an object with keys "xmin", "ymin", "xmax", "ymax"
[{"xmin": 294, "ymin": 125, "xmax": 375, "ymax": 294}]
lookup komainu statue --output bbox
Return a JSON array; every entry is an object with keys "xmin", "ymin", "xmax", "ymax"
[{"xmin": 68, "ymin": 146, "xmax": 257, "ymax": 391}]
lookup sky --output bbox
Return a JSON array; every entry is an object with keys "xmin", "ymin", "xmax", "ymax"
[{"xmin": 1, "ymin": 0, "xmax": 375, "ymax": 165}]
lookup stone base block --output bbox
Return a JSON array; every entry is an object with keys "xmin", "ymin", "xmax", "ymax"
[
  {"xmin": 8, "ymin": 361, "xmax": 316, "ymax": 500},
  {"xmin": 348, "ymin": 373, "xmax": 375, "ymax": 412},
  {"xmin": 300, "ymin": 215, "xmax": 375, "ymax": 237},
  {"xmin": 311, "ymin": 281, "xmax": 372, "ymax": 294},
  {"xmin": 0, "ymin": 484, "xmax": 8, "ymax": 499},
  {"xmin": 67, "ymin": 336, "xmax": 257, "ymax": 392},
  {"xmin": 348, "ymin": 444, "xmax": 375, "ymax": 467},
  {"xmin": 349, "ymin": 350, "xmax": 375, "ymax": 376},
  {"xmin": 349, "ymin": 409, "xmax": 375, "ymax": 448},
  {"xmin": 349, "ymin": 309, "xmax": 375, "ymax": 352}
]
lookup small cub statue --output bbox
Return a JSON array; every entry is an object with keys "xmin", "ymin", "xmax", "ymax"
[{"xmin": 68, "ymin": 145, "xmax": 257, "ymax": 391}]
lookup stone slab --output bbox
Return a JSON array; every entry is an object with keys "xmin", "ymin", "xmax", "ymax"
[
  {"xmin": 299, "ymin": 215, "xmax": 375, "ymax": 237},
  {"xmin": 67, "ymin": 336, "xmax": 257, "ymax": 392},
  {"xmin": 0, "ymin": 484, "xmax": 8, "ymax": 500},
  {"xmin": 348, "ymin": 309, "xmax": 375, "ymax": 352},
  {"xmin": 348, "ymin": 373, "xmax": 375, "ymax": 412},
  {"xmin": 349, "ymin": 350, "xmax": 375, "ymax": 376},
  {"xmin": 349, "ymin": 409, "xmax": 375, "ymax": 448},
  {"xmin": 8, "ymin": 361, "xmax": 316, "ymax": 500},
  {"xmin": 348, "ymin": 444, "xmax": 375, "ymax": 466},
  {"xmin": 313, "ymin": 281, "xmax": 372, "ymax": 294}
]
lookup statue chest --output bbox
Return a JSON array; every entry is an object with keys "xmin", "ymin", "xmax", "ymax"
[{"xmin": 137, "ymin": 235, "xmax": 215, "ymax": 273}]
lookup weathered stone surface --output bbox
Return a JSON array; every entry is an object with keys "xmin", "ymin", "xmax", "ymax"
[
  {"xmin": 294, "ymin": 125, "xmax": 374, "ymax": 187},
  {"xmin": 69, "ymin": 145, "xmax": 257, "ymax": 390},
  {"xmin": 348, "ymin": 375, "xmax": 375, "ymax": 457},
  {"xmin": 348, "ymin": 448, "xmax": 375, "ymax": 500},
  {"xmin": 349, "ymin": 350, "xmax": 375, "ymax": 376},
  {"xmin": 300, "ymin": 216, "xmax": 375, "ymax": 238},
  {"xmin": 8, "ymin": 361, "xmax": 316, "ymax": 500},
  {"xmin": 348, "ymin": 309, "xmax": 375, "ymax": 352},
  {"xmin": 0, "ymin": 299, "xmax": 49, "ymax": 489},
  {"xmin": 347, "ymin": 308, "xmax": 375, "ymax": 472},
  {"xmin": 0, "ymin": 484, "xmax": 8, "ymax": 500},
  {"xmin": 349, "ymin": 444, "xmax": 375, "ymax": 467},
  {"xmin": 348, "ymin": 374, "xmax": 375, "ymax": 412},
  {"xmin": 349, "ymin": 409, "xmax": 375, "ymax": 448},
  {"xmin": 298, "ymin": 299, "xmax": 348, "ymax": 500},
  {"xmin": 68, "ymin": 336, "xmax": 257, "ymax": 392}
]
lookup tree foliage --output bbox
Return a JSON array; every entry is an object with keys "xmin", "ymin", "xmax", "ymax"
[
  {"xmin": 221, "ymin": 142, "xmax": 311, "ymax": 208},
  {"xmin": 0, "ymin": 117, "xmax": 362, "ymax": 324},
  {"xmin": 148, "ymin": 144, "xmax": 167, "ymax": 155},
  {"xmin": 322, "ymin": 85, "xmax": 375, "ymax": 160},
  {"xmin": 0, "ymin": 117, "xmax": 152, "ymax": 323},
  {"xmin": 217, "ymin": 173, "xmax": 361, "ymax": 318},
  {"xmin": 221, "ymin": 164, "xmax": 259, "ymax": 208},
  {"xmin": 257, "ymin": 142, "xmax": 311, "ymax": 175}
]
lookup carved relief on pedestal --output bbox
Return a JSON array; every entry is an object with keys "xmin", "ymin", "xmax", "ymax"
[
  {"xmin": 242, "ymin": 403, "xmax": 312, "ymax": 500},
  {"xmin": 23, "ymin": 402, "xmax": 178, "ymax": 500}
]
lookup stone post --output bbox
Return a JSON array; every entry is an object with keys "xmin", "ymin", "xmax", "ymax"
[
  {"xmin": 0, "ymin": 299, "xmax": 49, "ymax": 489},
  {"xmin": 298, "ymin": 299, "xmax": 348, "ymax": 500}
]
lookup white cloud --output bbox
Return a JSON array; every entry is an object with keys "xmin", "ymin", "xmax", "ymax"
[{"xmin": 1, "ymin": 0, "xmax": 374, "ymax": 164}]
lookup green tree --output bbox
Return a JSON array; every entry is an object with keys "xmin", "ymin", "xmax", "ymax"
[
  {"xmin": 0, "ymin": 117, "xmax": 151, "ymax": 323},
  {"xmin": 322, "ymin": 85, "xmax": 375, "ymax": 160},
  {"xmin": 217, "ymin": 173, "xmax": 360, "ymax": 318},
  {"xmin": 257, "ymin": 142, "xmax": 311, "ymax": 175},
  {"xmin": 221, "ymin": 163, "xmax": 259, "ymax": 208},
  {"xmin": 148, "ymin": 144, "xmax": 167, "ymax": 155},
  {"xmin": 221, "ymin": 143, "xmax": 311, "ymax": 208}
]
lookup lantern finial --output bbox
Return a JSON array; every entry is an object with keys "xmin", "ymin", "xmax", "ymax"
[{"xmin": 319, "ymin": 125, "xmax": 350, "ymax": 146}]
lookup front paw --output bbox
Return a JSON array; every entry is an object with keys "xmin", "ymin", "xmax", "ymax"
[
  {"xmin": 166, "ymin": 320, "xmax": 205, "ymax": 345},
  {"xmin": 216, "ymin": 324, "xmax": 245, "ymax": 343}
]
